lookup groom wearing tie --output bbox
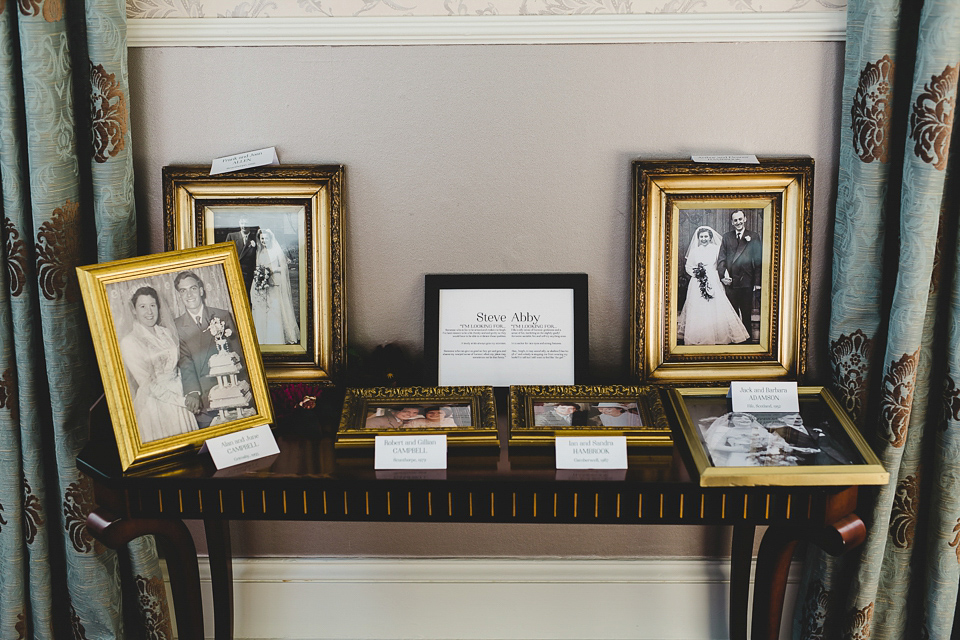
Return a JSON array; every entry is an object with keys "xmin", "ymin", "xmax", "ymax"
[
  {"xmin": 174, "ymin": 271, "xmax": 246, "ymax": 427},
  {"xmin": 717, "ymin": 210, "xmax": 762, "ymax": 342}
]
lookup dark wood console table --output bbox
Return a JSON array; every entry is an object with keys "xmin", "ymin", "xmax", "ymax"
[{"xmin": 77, "ymin": 405, "xmax": 866, "ymax": 640}]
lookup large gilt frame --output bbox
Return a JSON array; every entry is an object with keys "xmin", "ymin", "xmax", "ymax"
[
  {"xmin": 337, "ymin": 386, "xmax": 499, "ymax": 448},
  {"xmin": 77, "ymin": 244, "xmax": 274, "ymax": 471},
  {"xmin": 164, "ymin": 165, "xmax": 345, "ymax": 383},
  {"xmin": 631, "ymin": 158, "xmax": 813, "ymax": 383}
]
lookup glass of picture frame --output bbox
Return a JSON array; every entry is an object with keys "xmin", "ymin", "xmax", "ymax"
[
  {"xmin": 631, "ymin": 158, "xmax": 814, "ymax": 383},
  {"xmin": 508, "ymin": 384, "xmax": 673, "ymax": 448},
  {"xmin": 164, "ymin": 164, "xmax": 345, "ymax": 382},
  {"xmin": 337, "ymin": 386, "xmax": 499, "ymax": 449},
  {"xmin": 667, "ymin": 386, "xmax": 888, "ymax": 487}
]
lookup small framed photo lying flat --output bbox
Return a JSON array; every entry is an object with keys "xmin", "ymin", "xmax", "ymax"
[
  {"xmin": 77, "ymin": 243, "xmax": 274, "ymax": 471},
  {"xmin": 667, "ymin": 386, "xmax": 888, "ymax": 487},
  {"xmin": 424, "ymin": 273, "xmax": 588, "ymax": 387},
  {"xmin": 631, "ymin": 158, "xmax": 813, "ymax": 383},
  {"xmin": 337, "ymin": 386, "xmax": 499, "ymax": 449},
  {"xmin": 163, "ymin": 164, "xmax": 345, "ymax": 383},
  {"xmin": 508, "ymin": 385, "xmax": 672, "ymax": 448}
]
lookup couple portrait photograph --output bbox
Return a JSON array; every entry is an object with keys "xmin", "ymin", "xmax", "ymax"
[
  {"xmin": 364, "ymin": 404, "xmax": 474, "ymax": 430},
  {"xmin": 208, "ymin": 205, "xmax": 305, "ymax": 351},
  {"xmin": 533, "ymin": 401, "xmax": 643, "ymax": 427},
  {"xmin": 675, "ymin": 207, "xmax": 765, "ymax": 347},
  {"xmin": 106, "ymin": 264, "xmax": 257, "ymax": 445}
]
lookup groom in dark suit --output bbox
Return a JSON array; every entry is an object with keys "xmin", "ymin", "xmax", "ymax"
[
  {"xmin": 225, "ymin": 216, "xmax": 259, "ymax": 295},
  {"xmin": 173, "ymin": 270, "xmax": 247, "ymax": 427},
  {"xmin": 717, "ymin": 210, "xmax": 762, "ymax": 342}
]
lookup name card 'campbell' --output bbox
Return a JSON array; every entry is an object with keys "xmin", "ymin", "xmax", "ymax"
[
  {"xmin": 375, "ymin": 435, "xmax": 447, "ymax": 470},
  {"xmin": 203, "ymin": 424, "xmax": 280, "ymax": 470}
]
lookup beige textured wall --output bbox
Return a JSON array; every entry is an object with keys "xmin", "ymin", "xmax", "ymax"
[{"xmin": 130, "ymin": 41, "xmax": 843, "ymax": 557}]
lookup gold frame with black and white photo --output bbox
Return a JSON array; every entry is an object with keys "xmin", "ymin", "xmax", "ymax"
[
  {"xmin": 164, "ymin": 164, "xmax": 345, "ymax": 383},
  {"xmin": 667, "ymin": 386, "xmax": 888, "ymax": 487},
  {"xmin": 508, "ymin": 385, "xmax": 672, "ymax": 448},
  {"xmin": 631, "ymin": 158, "xmax": 813, "ymax": 383},
  {"xmin": 77, "ymin": 244, "xmax": 273, "ymax": 471}
]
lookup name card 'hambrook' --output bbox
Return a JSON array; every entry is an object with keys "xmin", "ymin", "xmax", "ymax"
[
  {"xmin": 730, "ymin": 381, "xmax": 799, "ymax": 413},
  {"xmin": 555, "ymin": 436, "xmax": 627, "ymax": 470},
  {"xmin": 203, "ymin": 424, "xmax": 280, "ymax": 470},
  {"xmin": 375, "ymin": 435, "xmax": 447, "ymax": 470}
]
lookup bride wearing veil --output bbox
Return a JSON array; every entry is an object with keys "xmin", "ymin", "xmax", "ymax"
[
  {"xmin": 677, "ymin": 225, "xmax": 750, "ymax": 345},
  {"xmin": 250, "ymin": 228, "xmax": 301, "ymax": 345}
]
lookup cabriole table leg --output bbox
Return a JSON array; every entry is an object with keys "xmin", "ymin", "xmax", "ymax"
[{"xmin": 86, "ymin": 508, "xmax": 205, "ymax": 640}]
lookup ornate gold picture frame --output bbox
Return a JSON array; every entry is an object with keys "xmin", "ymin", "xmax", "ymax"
[
  {"xmin": 164, "ymin": 165, "xmax": 345, "ymax": 383},
  {"xmin": 337, "ymin": 386, "xmax": 498, "ymax": 449},
  {"xmin": 631, "ymin": 158, "xmax": 813, "ymax": 383},
  {"xmin": 667, "ymin": 386, "xmax": 887, "ymax": 487},
  {"xmin": 508, "ymin": 385, "xmax": 672, "ymax": 447},
  {"xmin": 77, "ymin": 244, "xmax": 274, "ymax": 471}
]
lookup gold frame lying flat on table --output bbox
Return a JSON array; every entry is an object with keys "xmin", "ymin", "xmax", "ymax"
[
  {"xmin": 631, "ymin": 158, "xmax": 813, "ymax": 383},
  {"xmin": 77, "ymin": 244, "xmax": 274, "ymax": 471},
  {"xmin": 668, "ymin": 386, "xmax": 888, "ymax": 487},
  {"xmin": 337, "ymin": 386, "xmax": 499, "ymax": 448},
  {"xmin": 163, "ymin": 164, "xmax": 345, "ymax": 383},
  {"xmin": 508, "ymin": 385, "xmax": 672, "ymax": 447}
]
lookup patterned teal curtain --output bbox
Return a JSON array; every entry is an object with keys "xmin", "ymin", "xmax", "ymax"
[
  {"xmin": 795, "ymin": 1, "xmax": 960, "ymax": 638},
  {"xmin": 0, "ymin": 0, "xmax": 172, "ymax": 635}
]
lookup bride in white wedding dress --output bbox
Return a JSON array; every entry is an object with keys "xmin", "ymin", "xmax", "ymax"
[
  {"xmin": 677, "ymin": 226, "xmax": 750, "ymax": 346},
  {"xmin": 250, "ymin": 228, "xmax": 301, "ymax": 345}
]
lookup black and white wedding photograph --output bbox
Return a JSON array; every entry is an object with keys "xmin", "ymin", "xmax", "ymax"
[
  {"xmin": 675, "ymin": 207, "xmax": 764, "ymax": 346},
  {"xmin": 105, "ymin": 263, "xmax": 257, "ymax": 444},
  {"xmin": 208, "ymin": 205, "xmax": 305, "ymax": 349}
]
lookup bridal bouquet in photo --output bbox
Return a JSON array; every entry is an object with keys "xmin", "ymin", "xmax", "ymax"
[
  {"xmin": 252, "ymin": 264, "xmax": 273, "ymax": 299},
  {"xmin": 692, "ymin": 262, "xmax": 713, "ymax": 300}
]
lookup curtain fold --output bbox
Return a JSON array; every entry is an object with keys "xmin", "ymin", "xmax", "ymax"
[
  {"xmin": 796, "ymin": 1, "xmax": 960, "ymax": 638},
  {"xmin": 0, "ymin": 0, "xmax": 172, "ymax": 635}
]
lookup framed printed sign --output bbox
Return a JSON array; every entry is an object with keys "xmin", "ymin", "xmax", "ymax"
[
  {"xmin": 164, "ymin": 165, "xmax": 345, "ymax": 382},
  {"xmin": 631, "ymin": 158, "xmax": 813, "ymax": 383},
  {"xmin": 424, "ymin": 273, "xmax": 588, "ymax": 387}
]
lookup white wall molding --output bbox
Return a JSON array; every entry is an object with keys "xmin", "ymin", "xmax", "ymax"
[
  {"xmin": 127, "ymin": 11, "xmax": 846, "ymax": 47},
  {"xmin": 181, "ymin": 556, "xmax": 802, "ymax": 639}
]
